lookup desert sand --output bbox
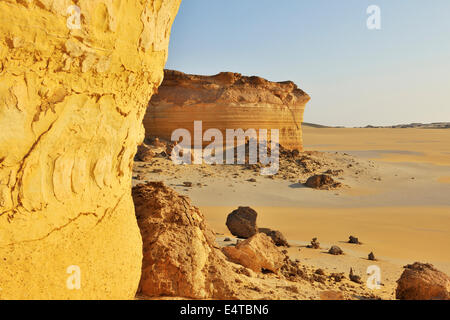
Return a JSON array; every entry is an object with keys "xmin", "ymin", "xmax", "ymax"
[{"xmin": 133, "ymin": 126, "xmax": 450, "ymax": 298}]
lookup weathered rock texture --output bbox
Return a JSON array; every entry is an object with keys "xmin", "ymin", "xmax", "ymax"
[
  {"xmin": 144, "ymin": 70, "xmax": 311, "ymax": 151},
  {"xmin": 396, "ymin": 263, "xmax": 450, "ymax": 300},
  {"xmin": 0, "ymin": 0, "xmax": 181, "ymax": 299},
  {"xmin": 133, "ymin": 182, "xmax": 240, "ymax": 299}
]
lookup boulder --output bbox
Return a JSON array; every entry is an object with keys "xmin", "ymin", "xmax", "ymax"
[
  {"xmin": 259, "ymin": 228, "xmax": 290, "ymax": 247},
  {"xmin": 307, "ymin": 237, "xmax": 321, "ymax": 249},
  {"xmin": 305, "ymin": 174, "xmax": 341, "ymax": 190},
  {"xmin": 368, "ymin": 252, "xmax": 376, "ymax": 261},
  {"xmin": 135, "ymin": 144, "xmax": 155, "ymax": 162},
  {"xmin": 144, "ymin": 70, "xmax": 311, "ymax": 151},
  {"xmin": 328, "ymin": 246, "xmax": 344, "ymax": 255},
  {"xmin": 348, "ymin": 235, "xmax": 360, "ymax": 244},
  {"xmin": 396, "ymin": 262, "xmax": 450, "ymax": 300},
  {"xmin": 222, "ymin": 233, "xmax": 285, "ymax": 273},
  {"xmin": 226, "ymin": 207, "xmax": 258, "ymax": 239},
  {"xmin": 0, "ymin": 0, "xmax": 181, "ymax": 300},
  {"xmin": 133, "ymin": 182, "xmax": 240, "ymax": 299},
  {"xmin": 349, "ymin": 268, "xmax": 363, "ymax": 284}
]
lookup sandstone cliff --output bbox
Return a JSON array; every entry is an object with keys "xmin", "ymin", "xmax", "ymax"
[
  {"xmin": 0, "ymin": 0, "xmax": 181, "ymax": 299},
  {"xmin": 144, "ymin": 70, "xmax": 311, "ymax": 151}
]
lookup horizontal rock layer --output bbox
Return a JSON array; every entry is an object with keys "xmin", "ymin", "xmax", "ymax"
[
  {"xmin": 144, "ymin": 70, "xmax": 310, "ymax": 151},
  {"xmin": 0, "ymin": 0, "xmax": 180, "ymax": 299}
]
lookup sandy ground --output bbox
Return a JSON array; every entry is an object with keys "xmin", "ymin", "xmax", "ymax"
[{"xmin": 133, "ymin": 127, "xmax": 450, "ymax": 298}]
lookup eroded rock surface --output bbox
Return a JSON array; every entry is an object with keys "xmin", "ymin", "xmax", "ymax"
[
  {"xmin": 133, "ymin": 182, "xmax": 240, "ymax": 299},
  {"xmin": 0, "ymin": 0, "xmax": 181, "ymax": 299},
  {"xmin": 144, "ymin": 69, "xmax": 311, "ymax": 151}
]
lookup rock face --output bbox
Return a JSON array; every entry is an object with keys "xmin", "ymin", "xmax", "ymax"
[
  {"xmin": 226, "ymin": 207, "xmax": 259, "ymax": 239},
  {"xmin": 0, "ymin": 0, "xmax": 181, "ymax": 299},
  {"xmin": 133, "ymin": 182, "xmax": 240, "ymax": 299},
  {"xmin": 222, "ymin": 233, "xmax": 285, "ymax": 273},
  {"xmin": 396, "ymin": 263, "xmax": 450, "ymax": 300},
  {"xmin": 144, "ymin": 69, "xmax": 311, "ymax": 151}
]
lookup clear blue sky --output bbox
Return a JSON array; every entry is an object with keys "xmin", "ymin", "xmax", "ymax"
[{"xmin": 165, "ymin": 0, "xmax": 450, "ymax": 127}]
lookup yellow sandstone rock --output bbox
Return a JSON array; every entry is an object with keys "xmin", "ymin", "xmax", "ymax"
[{"xmin": 0, "ymin": 0, "xmax": 181, "ymax": 299}]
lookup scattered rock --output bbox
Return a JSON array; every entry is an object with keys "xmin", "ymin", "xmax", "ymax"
[
  {"xmin": 396, "ymin": 262, "xmax": 450, "ymax": 300},
  {"xmin": 259, "ymin": 228, "xmax": 290, "ymax": 247},
  {"xmin": 135, "ymin": 144, "xmax": 155, "ymax": 162},
  {"xmin": 183, "ymin": 181, "xmax": 193, "ymax": 187},
  {"xmin": 305, "ymin": 174, "xmax": 342, "ymax": 190},
  {"xmin": 145, "ymin": 69, "xmax": 311, "ymax": 151},
  {"xmin": 328, "ymin": 245, "xmax": 344, "ymax": 255},
  {"xmin": 315, "ymin": 269, "xmax": 325, "ymax": 276},
  {"xmin": 224, "ymin": 237, "xmax": 232, "ymax": 242},
  {"xmin": 307, "ymin": 237, "xmax": 320, "ymax": 249},
  {"xmin": 348, "ymin": 235, "xmax": 361, "ymax": 244},
  {"xmin": 330, "ymin": 273, "xmax": 346, "ymax": 282},
  {"xmin": 226, "ymin": 207, "xmax": 258, "ymax": 239},
  {"xmin": 349, "ymin": 268, "xmax": 363, "ymax": 284},
  {"xmin": 222, "ymin": 233, "xmax": 285, "ymax": 273},
  {"xmin": 247, "ymin": 178, "xmax": 257, "ymax": 183}
]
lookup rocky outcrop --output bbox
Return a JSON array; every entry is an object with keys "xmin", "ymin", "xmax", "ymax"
[
  {"xmin": 144, "ymin": 70, "xmax": 311, "ymax": 151},
  {"xmin": 226, "ymin": 206, "xmax": 258, "ymax": 239},
  {"xmin": 133, "ymin": 182, "xmax": 240, "ymax": 299},
  {"xmin": 396, "ymin": 263, "xmax": 450, "ymax": 300},
  {"xmin": 0, "ymin": 0, "xmax": 181, "ymax": 299},
  {"xmin": 222, "ymin": 233, "xmax": 285, "ymax": 273}
]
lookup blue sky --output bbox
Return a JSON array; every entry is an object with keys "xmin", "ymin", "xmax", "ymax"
[{"xmin": 166, "ymin": 0, "xmax": 450, "ymax": 126}]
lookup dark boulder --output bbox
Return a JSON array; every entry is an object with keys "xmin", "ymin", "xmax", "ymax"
[{"xmin": 226, "ymin": 207, "xmax": 258, "ymax": 239}]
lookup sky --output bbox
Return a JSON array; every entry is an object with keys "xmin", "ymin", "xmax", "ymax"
[{"xmin": 165, "ymin": 0, "xmax": 450, "ymax": 127}]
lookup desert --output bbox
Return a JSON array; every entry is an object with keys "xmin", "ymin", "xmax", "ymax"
[{"xmin": 0, "ymin": 0, "xmax": 449, "ymax": 304}]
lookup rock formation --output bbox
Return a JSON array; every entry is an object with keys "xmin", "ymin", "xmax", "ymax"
[
  {"xmin": 144, "ymin": 69, "xmax": 311, "ymax": 151},
  {"xmin": 396, "ymin": 262, "xmax": 450, "ymax": 300},
  {"xmin": 222, "ymin": 233, "xmax": 285, "ymax": 273},
  {"xmin": 259, "ymin": 228, "xmax": 290, "ymax": 247},
  {"xmin": 0, "ymin": 0, "xmax": 181, "ymax": 299},
  {"xmin": 132, "ymin": 182, "xmax": 241, "ymax": 299}
]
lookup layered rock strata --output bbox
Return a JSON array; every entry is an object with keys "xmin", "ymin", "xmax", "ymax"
[
  {"xmin": 144, "ymin": 70, "xmax": 310, "ymax": 151},
  {"xmin": 0, "ymin": 0, "xmax": 181, "ymax": 299}
]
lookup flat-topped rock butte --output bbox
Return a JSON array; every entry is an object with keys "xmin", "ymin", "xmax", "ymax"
[
  {"xmin": 0, "ymin": 0, "xmax": 181, "ymax": 299},
  {"xmin": 144, "ymin": 69, "xmax": 311, "ymax": 151}
]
